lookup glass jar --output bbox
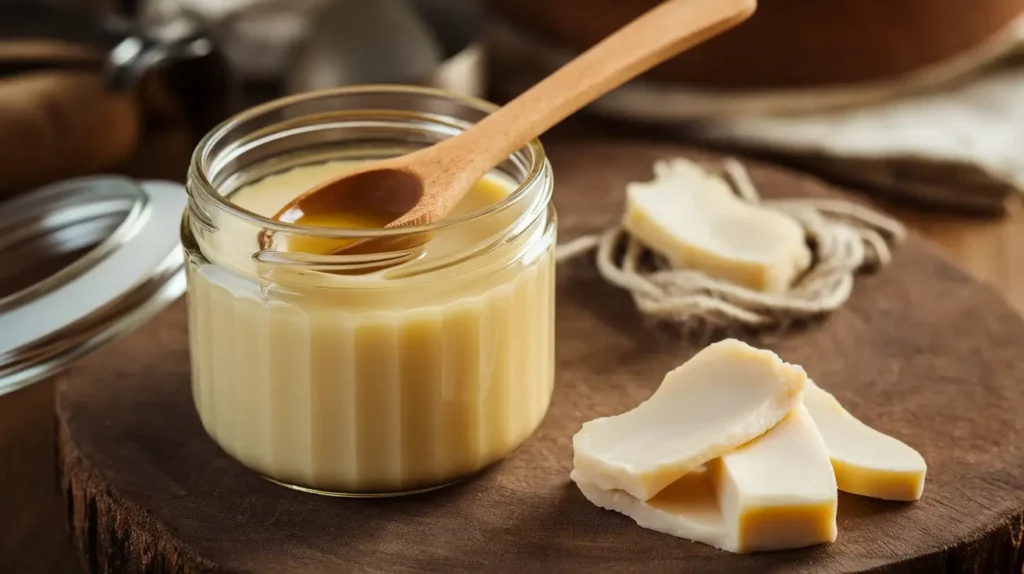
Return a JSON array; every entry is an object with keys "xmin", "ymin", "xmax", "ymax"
[{"xmin": 182, "ymin": 86, "xmax": 556, "ymax": 497}]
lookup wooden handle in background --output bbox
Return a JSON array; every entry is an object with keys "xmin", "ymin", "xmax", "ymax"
[{"xmin": 0, "ymin": 71, "xmax": 140, "ymax": 196}]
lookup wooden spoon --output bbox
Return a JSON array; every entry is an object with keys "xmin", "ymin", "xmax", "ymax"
[{"xmin": 269, "ymin": 0, "xmax": 757, "ymax": 254}]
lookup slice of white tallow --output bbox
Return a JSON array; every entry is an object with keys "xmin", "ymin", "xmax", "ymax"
[
  {"xmin": 572, "ymin": 405, "xmax": 837, "ymax": 553},
  {"xmin": 572, "ymin": 338, "xmax": 806, "ymax": 501},
  {"xmin": 804, "ymin": 379, "xmax": 927, "ymax": 501},
  {"xmin": 708, "ymin": 404, "xmax": 838, "ymax": 552},
  {"xmin": 572, "ymin": 466, "xmax": 730, "ymax": 550},
  {"xmin": 623, "ymin": 159, "xmax": 812, "ymax": 293}
]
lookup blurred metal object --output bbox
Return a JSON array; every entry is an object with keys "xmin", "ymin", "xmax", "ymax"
[
  {"xmin": 105, "ymin": 9, "xmax": 235, "ymax": 132},
  {"xmin": 408, "ymin": 0, "xmax": 486, "ymax": 98},
  {"xmin": 140, "ymin": 0, "xmax": 328, "ymax": 83},
  {"xmin": 287, "ymin": 0, "xmax": 442, "ymax": 91},
  {"xmin": 137, "ymin": 0, "xmax": 484, "ymax": 99},
  {"xmin": 0, "ymin": 177, "xmax": 187, "ymax": 396},
  {"xmin": 287, "ymin": 0, "xmax": 485, "ymax": 97},
  {"xmin": 104, "ymin": 11, "xmax": 214, "ymax": 91}
]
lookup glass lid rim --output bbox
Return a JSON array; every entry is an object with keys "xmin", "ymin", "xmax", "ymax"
[
  {"xmin": 0, "ymin": 175, "xmax": 148, "ymax": 312},
  {"xmin": 0, "ymin": 178, "xmax": 187, "ymax": 397},
  {"xmin": 188, "ymin": 84, "xmax": 550, "ymax": 239}
]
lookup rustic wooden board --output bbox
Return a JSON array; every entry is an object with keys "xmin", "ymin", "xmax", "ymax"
[{"xmin": 57, "ymin": 141, "xmax": 1024, "ymax": 573}]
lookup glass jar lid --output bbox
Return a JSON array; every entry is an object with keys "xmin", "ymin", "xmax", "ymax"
[{"xmin": 0, "ymin": 176, "xmax": 187, "ymax": 396}]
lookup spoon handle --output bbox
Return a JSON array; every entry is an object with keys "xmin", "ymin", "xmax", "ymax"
[{"xmin": 433, "ymin": 0, "xmax": 756, "ymax": 179}]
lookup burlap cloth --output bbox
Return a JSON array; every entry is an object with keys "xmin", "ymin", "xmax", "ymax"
[{"xmin": 691, "ymin": 18, "xmax": 1024, "ymax": 217}]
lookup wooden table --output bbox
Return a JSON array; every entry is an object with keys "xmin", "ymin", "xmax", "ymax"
[
  {"xmin": 1, "ymin": 168, "xmax": 1022, "ymax": 574},
  {"xmin": 897, "ymin": 199, "xmax": 1024, "ymax": 315}
]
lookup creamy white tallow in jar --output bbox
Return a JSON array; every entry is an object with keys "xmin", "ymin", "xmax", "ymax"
[{"xmin": 182, "ymin": 86, "xmax": 557, "ymax": 496}]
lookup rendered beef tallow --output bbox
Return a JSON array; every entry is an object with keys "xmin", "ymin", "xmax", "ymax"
[
  {"xmin": 622, "ymin": 159, "xmax": 811, "ymax": 293},
  {"xmin": 804, "ymin": 379, "xmax": 927, "ymax": 501},
  {"xmin": 573, "ymin": 405, "xmax": 838, "ymax": 553},
  {"xmin": 571, "ymin": 339, "xmax": 926, "ymax": 553},
  {"xmin": 572, "ymin": 339, "xmax": 806, "ymax": 501}
]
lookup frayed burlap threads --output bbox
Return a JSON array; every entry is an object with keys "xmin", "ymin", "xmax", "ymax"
[{"xmin": 555, "ymin": 158, "xmax": 906, "ymax": 331}]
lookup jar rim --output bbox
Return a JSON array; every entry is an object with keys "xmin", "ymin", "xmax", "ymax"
[{"xmin": 187, "ymin": 84, "xmax": 549, "ymax": 240}]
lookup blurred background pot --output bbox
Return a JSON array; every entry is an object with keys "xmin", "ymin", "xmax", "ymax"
[{"xmin": 485, "ymin": 0, "xmax": 1024, "ymax": 90}]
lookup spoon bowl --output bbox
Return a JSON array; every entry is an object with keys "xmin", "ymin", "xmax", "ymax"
[
  {"xmin": 276, "ymin": 166, "xmax": 426, "ymax": 228},
  {"xmin": 263, "ymin": 152, "xmax": 445, "ymax": 255}
]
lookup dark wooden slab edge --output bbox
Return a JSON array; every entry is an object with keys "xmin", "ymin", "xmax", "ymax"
[{"xmin": 59, "ymin": 420, "xmax": 215, "ymax": 574}]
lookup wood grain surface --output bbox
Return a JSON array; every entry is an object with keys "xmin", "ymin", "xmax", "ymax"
[
  {"xmin": 51, "ymin": 142, "xmax": 1024, "ymax": 573},
  {"xmin": 896, "ymin": 200, "xmax": 1024, "ymax": 315},
  {"xmin": 0, "ymin": 379, "xmax": 81, "ymax": 574}
]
